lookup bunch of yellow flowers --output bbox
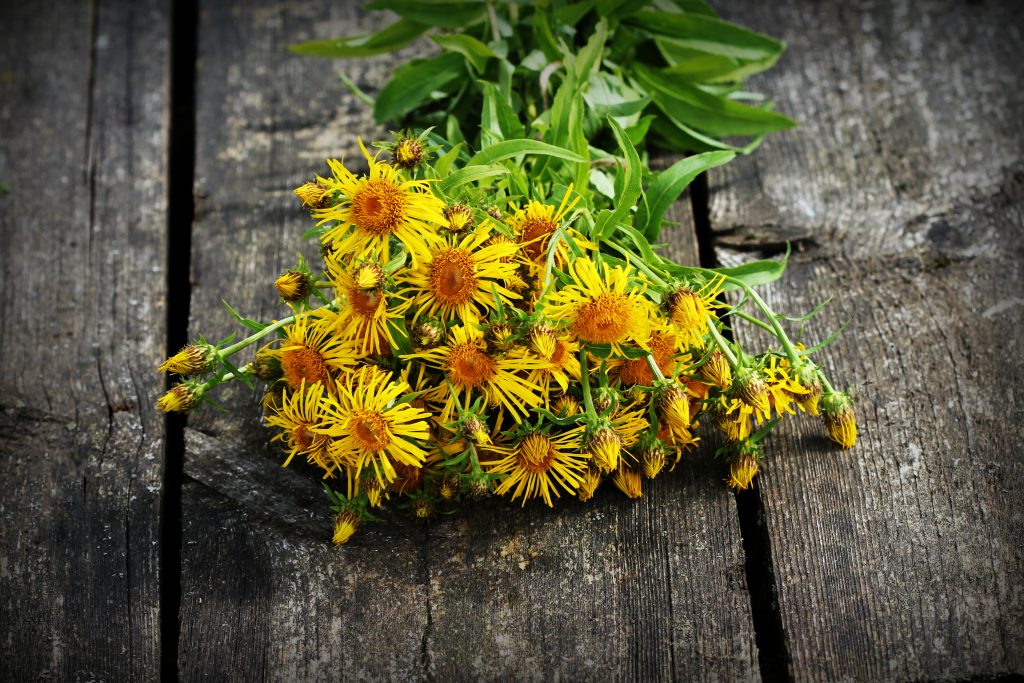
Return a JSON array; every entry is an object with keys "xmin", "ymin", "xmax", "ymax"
[{"xmin": 157, "ymin": 133, "xmax": 855, "ymax": 545}]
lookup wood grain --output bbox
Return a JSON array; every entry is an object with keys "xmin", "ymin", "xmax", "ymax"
[
  {"xmin": 708, "ymin": 0, "xmax": 1024, "ymax": 679},
  {"xmin": 0, "ymin": 0, "xmax": 169, "ymax": 679},
  {"xmin": 180, "ymin": 0, "xmax": 760, "ymax": 678}
]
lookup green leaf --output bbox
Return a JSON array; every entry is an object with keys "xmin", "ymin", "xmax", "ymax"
[
  {"xmin": 430, "ymin": 33, "xmax": 497, "ymax": 73},
  {"xmin": 374, "ymin": 52, "xmax": 465, "ymax": 122},
  {"xmin": 715, "ymin": 255, "xmax": 788, "ymax": 291},
  {"xmin": 365, "ymin": 0, "xmax": 487, "ymax": 29},
  {"xmin": 434, "ymin": 142, "xmax": 465, "ymax": 177},
  {"xmin": 288, "ymin": 18, "xmax": 427, "ymax": 58},
  {"xmin": 637, "ymin": 150, "xmax": 734, "ymax": 240},
  {"xmin": 466, "ymin": 139, "xmax": 587, "ymax": 167},
  {"xmin": 480, "ymin": 81, "xmax": 525, "ymax": 145},
  {"xmin": 222, "ymin": 300, "xmax": 268, "ymax": 333},
  {"xmin": 657, "ymin": 39, "xmax": 780, "ymax": 82},
  {"xmin": 553, "ymin": 1, "xmax": 597, "ymax": 26},
  {"xmin": 625, "ymin": 10, "xmax": 785, "ymax": 61},
  {"xmin": 437, "ymin": 165, "xmax": 510, "ymax": 193},
  {"xmin": 592, "ymin": 117, "xmax": 641, "ymax": 240},
  {"xmin": 573, "ymin": 18, "xmax": 608, "ymax": 81},
  {"xmin": 635, "ymin": 63, "xmax": 796, "ymax": 137}
]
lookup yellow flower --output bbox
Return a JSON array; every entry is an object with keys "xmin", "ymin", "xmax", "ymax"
[
  {"xmin": 325, "ymin": 254, "xmax": 411, "ymax": 355},
  {"xmin": 317, "ymin": 367, "xmax": 432, "ymax": 488},
  {"xmin": 713, "ymin": 401, "xmax": 753, "ymax": 443},
  {"xmin": 665, "ymin": 275, "xmax": 724, "ymax": 347},
  {"xmin": 762, "ymin": 356, "xmax": 810, "ymax": 417},
  {"xmin": 733, "ymin": 367, "xmax": 772, "ymax": 421},
  {"xmin": 401, "ymin": 222, "xmax": 521, "ymax": 325},
  {"xmin": 526, "ymin": 333, "xmax": 581, "ymax": 401},
  {"xmin": 483, "ymin": 427, "xmax": 588, "ymax": 506},
  {"xmin": 332, "ymin": 510, "xmax": 361, "ymax": 545},
  {"xmin": 442, "ymin": 202, "xmax": 475, "ymax": 232},
  {"xmin": 267, "ymin": 310, "xmax": 361, "ymax": 391},
  {"xmin": 506, "ymin": 187, "xmax": 582, "ymax": 264},
  {"xmin": 611, "ymin": 329, "xmax": 678, "ymax": 386},
  {"xmin": 314, "ymin": 140, "xmax": 445, "ymax": 262},
  {"xmin": 658, "ymin": 386, "xmax": 692, "ymax": 443},
  {"xmin": 588, "ymin": 426, "xmax": 621, "ymax": 473},
  {"xmin": 551, "ymin": 395, "xmax": 582, "ymax": 417},
  {"xmin": 639, "ymin": 441, "xmax": 667, "ymax": 479},
  {"xmin": 265, "ymin": 380, "xmax": 334, "ymax": 472},
  {"xmin": 543, "ymin": 256, "xmax": 656, "ymax": 356},
  {"xmin": 392, "ymin": 136, "xmax": 424, "ymax": 168},
  {"xmin": 403, "ymin": 325, "xmax": 547, "ymax": 424},
  {"xmin": 577, "ymin": 464, "xmax": 603, "ymax": 502},
  {"xmin": 294, "ymin": 181, "xmax": 329, "ymax": 209},
  {"xmin": 588, "ymin": 403, "xmax": 649, "ymax": 472}
]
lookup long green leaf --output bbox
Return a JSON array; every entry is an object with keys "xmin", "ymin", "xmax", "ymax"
[
  {"xmin": 635, "ymin": 63, "xmax": 795, "ymax": 137},
  {"xmin": 430, "ymin": 33, "xmax": 497, "ymax": 73},
  {"xmin": 625, "ymin": 10, "xmax": 785, "ymax": 61},
  {"xmin": 365, "ymin": 0, "xmax": 487, "ymax": 29},
  {"xmin": 592, "ymin": 117, "xmax": 642, "ymax": 240},
  {"xmin": 637, "ymin": 151, "xmax": 734, "ymax": 240},
  {"xmin": 716, "ymin": 257, "xmax": 788, "ymax": 291},
  {"xmin": 466, "ymin": 139, "xmax": 587, "ymax": 166},
  {"xmin": 288, "ymin": 18, "xmax": 427, "ymax": 58},
  {"xmin": 374, "ymin": 52, "xmax": 465, "ymax": 122},
  {"xmin": 437, "ymin": 165, "xmax": 510, "ymax": 193}
]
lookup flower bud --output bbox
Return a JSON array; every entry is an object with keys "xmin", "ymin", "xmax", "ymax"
[
  {"xmin": 250, "ymin": 351, "xmax": 281, "ymax": 381},
  {"xmin": 294, "ymin": 181, "xmax": 329, "ymax": 209},
  {"xmin": 726, "ymin": 452, "xmax": 759, "ymax": 491},
  {"xmin": 392, "ymin": 137, "xmax": 424, "ymax": 168},
  {"xmin": 442, "ymin": 202, "xmax": 475, "ymax": 233},
  {"xmin": 551, "ymin": 395, "xmax": 581, "ymax": 417},
  {"xmin": 274, "ymin": 270, "xmax": 311, "ymax": 303},
  {"xmin": 462, "ymin": 415, "xmax": 490, "ymax": 446},
  {"xmin": 640, "ymin": 441, "xmax": 667, "ymax": 479},
  {"xmin": 352, "ymin": 262, "xmax": 386, "ymax": 291},
  {"xmin": 156, "ymin": 383, "xmax": 200, "ymax": 413},
  {"xmin": 659, "ymin": 387, "xmax": 691, "ymax": 435},
  {"xmin": 529, "ymin": 323, "xmax": 557, "ymax": 358},
  {"xmin": 588, "ymin": 426, "xmax": 621, "ymax": 473},
  {"xmin": 410, "ymin": 498, "xmax": 435, "ymax": 520},
  {"xmin": 332, "ymin": 510, "xmax": 361, "ymax": 545},
  {"xmin": 158, "ymin": 343, "xmax": 214, "ymax": 376},
  {"xmin": 699, "ymin": 350, "xmax": 733, "ymax": 389},
  {"xmin": 592, "ymin": 386, "xmax": 619, "ymax": 415},
  {"xmin": 822, "ymin": 391, "xmax": 857, "ymax": 449},
  {"xmin": 438, "ymin": 475, "xmax": 461, "ymax": 502},
  {"xmin": 734, "ymin": 367, "xmax": 770, "ymax": 415},
  {"xmin": 486, "ymin": 207, "xmax": 503, "ymax": 221},
  {"xmin": 577, "ymin": 465, "xmax": 602, "ymax": 502},
  {"xmin": 612, "ymin": 465, "xmax": 643, "ymax": 499},
  {"xmin": 412, "ymin": 320, "xmax": 444, "ymax": 350}
]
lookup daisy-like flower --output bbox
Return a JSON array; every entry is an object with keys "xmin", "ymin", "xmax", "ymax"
[
  {"xmin": 401, "ymin": 222, "xmax": 521, "ymax": 325},
  {"xmin": 317, "ymin": 367, "xmax": 432, "ymax": 488},
  {"xmin": 265, "ymin": 380, "xmax": 334, "ymax": 472},
  {"xmin": 404, "ymin": 325, "xmax": 548, "ymax": 424},
  {"xmin": 587, "ymin": 402, "xmax": 648, "ymax": 472},
  {"xmin": 525, "ymin": 332, "xmax": 581, "ymax": 400},
  {"xmin": 610, "ymin": 329, "xmax": 680, "ymax": 386},
  {"xmin": 332, "ymin": 510, "xmax": 361, "ymax": 545},
  {"xmin": 482, "ymin": 426, "xmax": 589, "ymax": 506},
  {"xmin": 699, "ymin": 349, "xmax": 733, "ymax": 389},
  {"xmin": 267, "ymin": 310, "xmax": 361, "ymax": 391},
  {"xmin": 612, "ymin": 464, "xmax": 644, "ymax": 499},
  {"xmin": 326, "ymin": 254, "xmax": 411, "ymax": 355},
  {"xmin": 664, "ymin": 274, "xmax": 725, "ymax": 348},
  {"xmin": 314, "ymin": 139, "xmax": 446, "ymax": 262},
  {"xmin": 506, "ymin": 186, "xmax": 582, "ymax": 264},
  {"xmin": 726, "ymin": 450, "xmax": 760, "ymax": 491},
  {"xmin": 543, "ymin": 256, "xmax": 657, "ymax": 356},
  {"xmin": 761, "ymin": 355, "xmax": 811, "ymax": 417}
]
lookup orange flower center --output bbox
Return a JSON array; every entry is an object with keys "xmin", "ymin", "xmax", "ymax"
[
  {"xmin": 618, "ymin": 332, "xmax": 676, "ymax": 385},
  {"xmin": 281, "ymin": 346, "xmax": 331, "ymax": 389},
  {"xmin": 519, "ymin": 433, "xmax": 557, "ymax": 473},
  {"xmin": 572, "ymin": 293, "xmax": 634, "ymax": 344},
  {"xmin": 293, "ymin": 424, "xmax": 315, "ymax": 450},
  {"xmin": 549, "ymin": 340, "xmax": 569, "ymax": 367},
  {"xmin": 352, "ymin": 179, "xmax": 406, "ymax": 236},
  {"xmin": 429, "ymin": 248, "xmax": 477, "ymax": 305},
  {"xmin": 348, "ymin": 285, "xmax": 382, "ymax": 317},
  {"xmin": 350, "ymin": 409, "xmax": 391, "ymax": 451},
  {"xmin": 446, "ymin": 342, "xmax": 497, "ymax": 388},
  {"xmin": 519, "ymin": 217, "xmax": 558, "ymax": 260}
]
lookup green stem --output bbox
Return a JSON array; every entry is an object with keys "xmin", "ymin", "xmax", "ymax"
[
  {"xmin": 816, "ymin": 368, "xmax": 836, "ymax": 395},
  {"xmin": 645, "ymin": 353, "xmax": 666, "ymax": 381},
  {"xmin": 705, "ymin": 322, "xmax": 739, "ymax": 367},
  {"xmin": 220, "ymin": 316, "xmax": 295, "ymax": 357},
  {"xmin": 579, "ymin": 348, "xmax": 597, "ymax": 420},
  {"xmin": 742, "ymin": 284, "xmax": 801, "ymax": 366},
  {"xmin": 730, "ymin": 309, "xmax": 775, "ymax": 334},
  {"xmin": 604, "ymin": 240, "xmax": 669, "ymax": 287}
]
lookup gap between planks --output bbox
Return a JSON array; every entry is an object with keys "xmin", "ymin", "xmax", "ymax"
[
  {"xmin": 162, "ymin": 0, "xmax": 199, "ymax": 680},
  {"xmin": 691, "ymin": 171, "xmax": 794, "ymax": 682}
]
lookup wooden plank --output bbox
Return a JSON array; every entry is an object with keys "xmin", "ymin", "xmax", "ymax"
[
  {"xmin": 181, "ymin": 1, "xmax": 760, "ymax": 678},
  {"xmin": 706, "ymin": 0, "xmax": 1024, "ymax": 679},
  {"xmin": 0, "ymin": 0, "xmax": 169, "ymax": 679}
]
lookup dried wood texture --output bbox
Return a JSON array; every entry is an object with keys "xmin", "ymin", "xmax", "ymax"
[
  {"xmin": 709, "ymin": 0, "xmax": 1024, "ymax": 679},
  {"xmin": 0, "ymin": 0, "xmax": 169, "ymax": 679},
  {"xmin": 180, "ymin": 0, "xmax": 758, "ymax": 679}
]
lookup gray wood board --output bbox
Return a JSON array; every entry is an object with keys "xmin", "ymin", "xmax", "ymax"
[
  {"xmin": 708, "ymin": 0, "xmax": 1024, "ymax": 679},
  {"xmin": 0, "ymin": 0, "xmax": 169, "ymax": 679},
  {"xmin": 180, "ymin": 0, "xmax": 759, "ymax": 678}
]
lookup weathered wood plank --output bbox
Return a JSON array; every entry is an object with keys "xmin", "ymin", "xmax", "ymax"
[
  {"xmin": 181, "ymin": 1, "xmax": 760, "ymax": 679},
  {"xmin": 707, "ymin": 0, "xmax": 1024, "ymax": 679},
  {"xmin": 0, "ymin": 0, "xmax": 169, "ymax": 679}
]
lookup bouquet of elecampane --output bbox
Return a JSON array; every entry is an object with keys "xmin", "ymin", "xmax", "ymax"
[{"xmin": 156, "ymin": 125, "xmax": 856, "ymax": 545}]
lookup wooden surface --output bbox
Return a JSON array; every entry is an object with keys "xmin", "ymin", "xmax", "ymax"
[
  {"xmin": 710, "ymin": 0, "xmax": 1024, "ymax": 680},
  {"xmin": 0, "ymin": 0, "xmax": 169, "ymax": 679},
  {"xmin": 1, "ymin": 0, "xmax": 1023, "ymax": 680}
]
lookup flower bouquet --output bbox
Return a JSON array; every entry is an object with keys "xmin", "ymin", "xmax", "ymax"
[{"xmin": 157, "ymin": 1, "xmax": 856, "ymax": 544}]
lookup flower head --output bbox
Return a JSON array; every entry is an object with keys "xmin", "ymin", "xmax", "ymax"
[
  {"xmin": 822, "ymin": 391, "xmax": 857, "ymax": 449},
  {"xmin": 159, "ymin": 343, "xmax": 214, "ymax": 376},
  {"xmin": 483, "ymin": 427, "xmax": 588, "ymax": 506}
]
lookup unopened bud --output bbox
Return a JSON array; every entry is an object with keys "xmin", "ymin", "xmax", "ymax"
[
  {"xmin": 332, "ymin": 510, "xmax": 361, "ymax": 545},
  {"xmin": 294, "ymin": 181, "xmax": 329, "ymax": 209},
  {"xmin": 442, "ymin": 203, "xmax": 475, "ymax": 233},
  {"xmin": 274, "ymin": 270, "xmax": 311, "ymax": 303},
  {"xmin": 156, "ymin": 384, "xmax": 200, "ymax": 413},
  {"xmin": 392, "ymin": 137, "xmax": 424, "ymax": 169},
  {"xmin": 159, "ymin": 343, "xmax": 214, "ymax": 376}
]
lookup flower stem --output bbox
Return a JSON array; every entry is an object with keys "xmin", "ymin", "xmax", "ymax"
[
  {"xmin": 705, "ymin": 322, "xmax": 739, "ymax": 367},
  {"xmin": 220, "ymin": 316, "xmax": 295, "ymax": 357},
  {"xmin": 729, "ymin": 309, "xmax": 775, "ymax": 334},
  {"xmin": 580, "ymin": 348, "xmax": 597, "ymax": 420},
  {"xmin": 604, "ymin": 240, "xmax": 669, "ymax": 287},
  {"xmin": 645, "ymin": 353, "xmax": 666, "ymax": 381}
]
